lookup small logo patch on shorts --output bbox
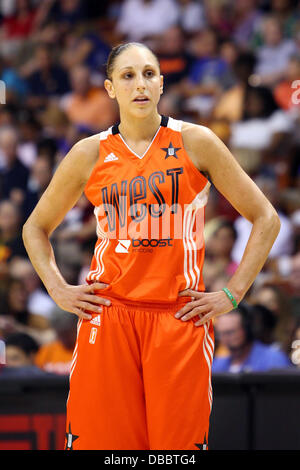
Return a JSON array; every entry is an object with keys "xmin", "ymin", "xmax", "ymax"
[{"xmin": 89, "ymin": 327, "xmax": 98, "ymax": 344}]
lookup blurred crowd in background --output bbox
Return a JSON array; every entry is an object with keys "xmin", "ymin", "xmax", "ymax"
[{"xmin": 0, "ymin": 0, "xmax": 299, "ymax": 377}]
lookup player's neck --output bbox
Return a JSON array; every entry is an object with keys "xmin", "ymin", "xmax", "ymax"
[{"xmin": 118, "ymin": 112, "xmax": 161, "ymax": 143}]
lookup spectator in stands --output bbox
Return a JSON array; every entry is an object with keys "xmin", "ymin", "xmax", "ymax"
[
  {"xmin": 0, "ymin": 276, "xmax": 30, "ymax": 335},
  {"xmin": 0, "ymin": 272, "xmax": 54, "ymax": 344},
  {"xmin": 60, "ymin": 64, "xmax": 117, "ymax": 133},
  {"xmin": 249, "ymin": 284, "xmax": 294, "ymax": 353},
  {"xmin": 0, "ymin": 272, "xmax": 55, "ymax": 345},
  {"xmin": 288, "ymin": 252, "xmax": 300, "ymax": 313},
  {"xmin": 219, "ymin": 40, "xmax": 240, "ymax": 70},
  {"xmin": 0, "ymin": 53, "xmax": 28, "ymax": 103},
  {"xmin": 26, "ymin": 44, "xmax": 70, "ymax": 109},
  {"xmin": 17, "ymin": 110, "xmax": 41, "ymax": 169},
  {"xmin": 250, "ymin": 303, "xmax": 279, "ymax": 346},
  {"xmin": 0, "ymin": 0, "xmax": 40, "ymax": 58},
  {"xmin": 0, "ymin": 105, "xmax": 16, "ymax": 130},
  {"xmin": 203, "ymin": 220, "xmax": 238, "ymax": 292},
  {"xmin": 213, "ymin": 51, "xmax": 257, "ymax": 123},
  {"xmin": 155, "ymin": 26, "xmax": 193, "ymax": 90},
  {"xmin": 212, "ymin": 303, "xmax": 292, "ymax": 373},
  {"xmin": 180, "ymin": 28, "xmax": 234, "ymax": 117},
  {"xmin": 60, "ymin": 25, "xmax": 111, "ymax": 76},
  {"xmin": 232, "ymin": 0, "xmax": 263, "ymax": 48},
  {"xmin": 22, "ymin": 153, "xmax": 54, "ymax": 222},
  {"xmin": 0, "ymin": 332, "xmax": 44, "ymax": 376},
  {"xmin": 0, "ymin": 199, "xmax": 28, "ymax": 264},
  {"xmin": 253, "ymin": 15, "xmax": 297, "ymax": 87},
  {"xmin": 35, "ymin": 307, "xmax": 78, "ymax": 375},
  {"xmin": 232, "ymin": 176, "xmax": 294, "ymax": 264},
  {"xmin": 0, "ymin": 126, "xmax": 29, "ymax": 203},
  {"xmin": 270, "ymin": 0, "xmax": 299, "ymax": 40},
  {"xmin": 203, "ymin": 0, "xmax": 233, "ymax": 39},
  {"xmin": 231, "ymin": 85, "xmax": 294, "ymax": 152},
  {"xmin": 177, "ymin": 0, "xmax": 206, "ymax": 34},
  {"xmin": 9, "ymin": 257, "xmax": 56, "ymax": 330},
  {"xmin": 46, "ymin": 0, "xmax": 87, "ymax": 27},
  {"xmin": 229, "ymin": 86, "xmax": 294, "ymax": 175},
  {"xmin": 38, "ymin": 103, "xmax": 72, "ymax": 157},
  {"xmin": 274, "ymin": 54, "xmax": 300, "ymax": 111},
  {"xmin": 115, "ymin": 0, "xmax": 179, "ymax": 42}
]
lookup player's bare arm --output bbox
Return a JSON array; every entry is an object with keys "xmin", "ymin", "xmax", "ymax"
[
  {"xmin": 22, "ymin": 135, "xmax": 110, "ymax": 320},
  {"xmin": 175, "ymin": 123, "xmax": 281, "ymax": 326}
]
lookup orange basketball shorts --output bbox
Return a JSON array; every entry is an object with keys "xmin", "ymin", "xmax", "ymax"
[{"xmin": 65, "ymin": 298, "xmax": 214, "ymax": 450}]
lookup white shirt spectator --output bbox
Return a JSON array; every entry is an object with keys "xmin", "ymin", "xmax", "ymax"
[
  {"xmin": 179, "ymin": 0, "xmax": 205, "ymax": 33},
  {"xmin": 0, "ymin": 0, "xmax": 16, "ymax": 16},
  {"xmin": 116, "ymin": 0, "xmax": 180, "ymax": 41},
  {"xmin": 232, "ymin": 211, "xmax": 294, "ymax": 264},
  {"xmin": 17, "ymin": 142, "xmax": 37, "ymax": 169},
  {"xmin": 230, "ymin": 110, "xmax": 294, "ymax": 151},
  {"xmin": 255, "ymin": 39, "xmax": 297, "ymax": 78},
  {"xmin": 28, "ymin": 289, "xmax": 57, "ymax": 319}
]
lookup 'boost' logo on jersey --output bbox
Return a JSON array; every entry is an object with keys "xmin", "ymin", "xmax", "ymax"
[
  {"xmin": 132, "ymin": 238, "xmax": 173, "ymax": 248},
  {"xmin": 132, "ymin": 238, "xmax": 173, "ymax": 253},
  {"xmin": 115, "ymin": 238, "xmax": 173, "ymax": 254}
]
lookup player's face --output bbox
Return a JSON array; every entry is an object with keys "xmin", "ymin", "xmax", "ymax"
[{"xmin": 105, "ymin": 47, "xmax": 163, "ymax": 118}]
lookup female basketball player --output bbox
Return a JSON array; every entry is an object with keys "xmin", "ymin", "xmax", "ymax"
[{"xmin": 22, "ymin": 43, "xmax": 281, "ymax": 450}]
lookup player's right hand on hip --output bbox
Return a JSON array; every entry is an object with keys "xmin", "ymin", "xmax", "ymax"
[{"xmin": 49, "ymin": 282, "xmax": 111, "ymax": 320}]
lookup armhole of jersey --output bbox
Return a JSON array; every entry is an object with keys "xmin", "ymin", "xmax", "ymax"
[
  {"xmin": 168, "ymin": 117, "xmax": 211, "ymax": 186},
  {"xmin": 87, "ymin": 127, "xmax": 113, "ymax": 178},
  {"xmin": 83, "ymin": 130, "xmax": 108, "ymax": 202}
]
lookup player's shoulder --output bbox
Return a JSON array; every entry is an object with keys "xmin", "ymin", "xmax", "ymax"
[
  {"xmin": 69, "ymin": 133, "xmax": 101, "ymax": 168},
  {"xmin": 180, "ymin": 120, "xmax": 220, "ymax": 173},
  {"xmin": 72, "ymin": 133, "xmax": 100, "ymax": 156},
  {"xmin": 181, "ymin": 120, "xmax": 217, "ymax": 149},
  {"xmin": 58, "ymin": 133, "xmax": 101, "ymax": 185}
]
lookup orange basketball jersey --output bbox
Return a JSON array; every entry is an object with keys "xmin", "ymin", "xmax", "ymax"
[{"xmin": 84, "ymin": 115, "xmax": 210, "ymax": 303}]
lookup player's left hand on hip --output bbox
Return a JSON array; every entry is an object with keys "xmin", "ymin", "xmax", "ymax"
[{"xmin": 175, "ymin": 289, "xmax": 235, "ymax": 327}]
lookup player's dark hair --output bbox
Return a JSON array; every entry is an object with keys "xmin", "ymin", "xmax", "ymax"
[{"xmin": 106, "ymin": 42, "xmax": 160, "ymax": 80}]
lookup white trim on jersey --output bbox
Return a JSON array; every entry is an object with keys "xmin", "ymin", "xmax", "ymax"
[
  {"xmin": 167, "ymin": 117, "xmax": 183, "ymax": 132},
  {"xmin": 86, "ymin": 237, "xmax": 109, "ymax": 282},
  {"xmin": 118, "ymin": 125, "xmax": 161, "ymax": 160},
  {"xmin": 99, "ymin": 127, "xmax": 112, "ymax": 141},
  {"xmin": 94, "ymin": 206, "xmax": 109, "ymax": 239},
  {"xmin": 183, "ymin": 181, "xmax": 211, "ymax": 290}
]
